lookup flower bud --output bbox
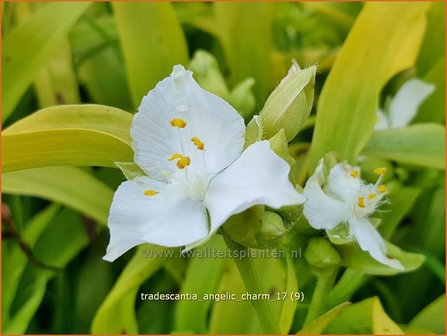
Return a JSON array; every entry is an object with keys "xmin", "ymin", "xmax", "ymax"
[
  {"xmin": 269, "ymin": 129, "xmax": 297, "ymax": 183},
  {"xmin": 244, "ymin": 115, "xmax": 263, "ymax": 148},
  {"xmin": 223, "ymin": 206, "xmax": 264, "ymax": 248},
  {"xmin": 260, "ymin": 60, "xmax": 316, "ymax": 141},
  {"xmin": 223, "ymin": 207, "xmax": 287, "ymax": 249},
  {"xmin": 304, "ymin": 237, "xmax": 341, "ymax": 275},
  {"xmin": 229, "ymin": 78, "xmax": 256, "ymax": 122},
  {"xmin": 256, "ymin": 211, "xmax": 287, "ymax": 248},
  {"xmin": 189, "ymin": 50, "xmax": 229, "ymax": 99}
]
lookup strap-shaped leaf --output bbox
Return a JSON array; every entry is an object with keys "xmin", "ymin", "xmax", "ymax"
[
  {"xmin": 362, "ymin": 123, "xmax": 445, "ymax": 169},
  {"xmin": 2, "ymin": 166, "xmax": 113, "ymax": 225},
  {"xmin": 3, "ymin": 104, "xmax": 133, "ymax": 172},
  {"xmin": 91, "ymin": 245, "xmax": 167, "ymax": 333},
  {"xmin": 309, "ymin": 2, "xmax": 430, "ymax": 169},
  {"xmin": 112, "ymin": 2, "xmax": 189, "ymax": 107},
  {"xmin": 2, "ymin": 2, "xmax": 90, "ymax": 121}
]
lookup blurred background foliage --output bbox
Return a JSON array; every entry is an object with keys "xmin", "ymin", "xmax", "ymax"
[{"xmin": 1, "ymin": 1, "xmax": 445, "ymax": 334}]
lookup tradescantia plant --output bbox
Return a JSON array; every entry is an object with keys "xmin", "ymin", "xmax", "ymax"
[{"xmin": 2, "ymin": 2, "xmax": 445, "ymax": 335}]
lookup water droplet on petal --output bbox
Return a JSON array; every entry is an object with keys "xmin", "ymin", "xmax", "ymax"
[{"xmin": 174, "ymin": 96, "xmax": 190, "ymax": 112}]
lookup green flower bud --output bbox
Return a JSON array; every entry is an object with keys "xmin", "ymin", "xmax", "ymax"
[
  {"xmin": 269, "ymin": 129, "xmax": 297, "ymax": 183},
  {"xmin": 229, "ymin": 78, "xmax": 256, "ymax": 122},
  {"xmin": 327, "ymin": 223, "xmax": 353, "ymax": 245},
  {"xmin": 223, "ymin": 207, "xmax": 288, "ymax": 249},
  {"xmin": 223, "ymin": 206, "xmax": 264, "ymax": 248},
  {"xmin": 189, "ymin": 50, "xmax": 229, "ymax": 99},
  {"xmin": 256, "ymin": 211, "xmax": 287, "ymax": 248},
  {"xmin": 304, "ymin": 237, "xmax": 341, "ymax": 275},
  {"xmin": 244, "ymin": 115, "xmax": 263, "ymax": 148},
  {"xmin": 260, "ymin": 60, "xmax": 316, "ymax": 142}
]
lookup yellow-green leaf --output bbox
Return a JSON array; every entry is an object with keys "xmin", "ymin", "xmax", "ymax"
[
  {"xmin": 2, "ymin": 166, "xmax": 113, "ymax": 225},
  {"xmin": 92, "ymin": 245, "xmax": 167, "ymax": 333},
  {"xmin": 215, "ymin": 2, "xmax": 273, "ymax": 100},
  {"xmin": 309, "ymin": 2, "xmax": 430, "ymax": 169},
  {"xmin": 325, "ymin": 297, "xmax": 403, "ymax": 334},
  {"xmin": 112, "ymin": 2, "xmax": 189, "ymax": 107},
  {"xmin": 297, "ymin": 302, "xmax": 350, "ymax": 334},
  {"xmin": 2, "ymin": 2, "xmax": 90, "ymax": 121},
  {"xmin": 3, "ymin": 104, "xmax": 133, "ymax": 172},
  {"xmin": 409, "ymin": 294, "xmax": 446, "ymax": 334},
  {"xmin": 362, "ymin": 123, "xmax": 446, "ymax": 170}
]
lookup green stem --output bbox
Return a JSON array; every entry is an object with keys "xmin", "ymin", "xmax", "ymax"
[
  {"xmin": 328, "ymin": 269, "xmax": 366, "ymax": 308},
  {"xmin": 222, "ymin": 232, "xmax": 281, "ymax": 334},
  {"xmin": 304, "ymin": 268, "xmax": 338, "ymax": 325}
]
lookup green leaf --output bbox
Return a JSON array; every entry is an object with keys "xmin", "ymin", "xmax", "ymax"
[
  {"xmin": 378, "ymin": 180, "xmax": 422, "ymax": 239},
  {"xmin": 416, "ymin": 56, "xmax": 446, "ymax": 124},
  {"xmin": 91, "ymin": 245, "xmax": 167, "ymax": 333},
  {"xmin": 174, "ymin": 236, "xmax": 226, "ymax": 333},
  {"xmin": 5, "ymin": 208, "xmax": 92, "ymax": 334},
  {"xmin": 209, "ymin": 259, "xmax": 260, "ymax": 334},
  {"xmin": 2, "ymin": 2, "xmax": 90, "ymax": 121},
  {"xmin": 2, "ymin": 166, "xmax": 113, "ymax": 225},
  {"xmin": 338, "ymin": 242, "xmax": 425, "ymax": 276},
  {"xmin": 409, "ymin": 294, "xmax": 446, "ymax": 334},
  {"xmin": 325, "ymin": 297, "xmax": 403, "ymax": 334},
  {"xmin": 14, "ymin": 3, "xmax": 81, "ymax": 108},
  {"xmin": 215, "ymin": 2, "xmax": 273, "ymax": 100},
  {"xmin": 3, "ymin": 104, "xmax": 133, "ymax": 172},
  {"xmin": 4, "ymin": 104, "xmax": 132, "ymax": 143},
  {"xmin": 2, "ymin": 205, "xmax": 60, "ymax": 325},
  {"xmin": 297, "ymin": 302, "xmax": 350, "ymax": 334},
  {"xmin": 68, "ymin": 15, "xmax": 133, "ymax": 109},
  {"xmin": 309, "ymin": 2, "xmax": 430, "ymax": 169},
  {"xmin": 416, "ymin": 2, "xmax": 445, "ymax": 77},
  {"xmin": 362, "ymin": 124, "xmax": 446, "ymax": 170},
  {"xmin": 112, "ymin": 2, "xmax": 189, "ymax": 107}
]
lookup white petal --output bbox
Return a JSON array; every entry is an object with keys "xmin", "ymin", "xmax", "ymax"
[
  {"xmin": 131, "ymin": 65, "xmax": 245, "ymax": 181},
  {"xmin": 303, "ymin": 163, "xmax": 349, "ymax": 230},
  {"xmin": 204, "ymin": 140, "xmax": 305, "ymax": 235},
  {"xmin": 389, "ymin": 78, "xmax": 435, "ymax": 128},
  {"xmin": 326, "ymin": 162, "xmax": 362, "ymax": 204},
  {"xmin": 375, "ymin": 109, "xmax": 389, "ymax": 130},
  {"xmin": 104, "ymin": 177, "xmax": 208, "ymax": 262},
  {"xmin": 349, "ymin": 217, "xmax": 403, "ymax": 270}
]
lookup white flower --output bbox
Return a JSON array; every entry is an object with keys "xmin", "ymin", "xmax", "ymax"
[
  {"xmin": 303, "ymin": 161, "xmax": 403, "ymax": 270},
  {"xmin": 103, "ymin": 65, "xmax": 305, "ymax": 262},
  {"xmin": 376, "ymin": 78, "xmax": 435, "ymax": 130}
]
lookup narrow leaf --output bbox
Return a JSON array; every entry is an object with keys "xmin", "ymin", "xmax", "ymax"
[
  {"xmin": 92, "ymin": 245, "xmax": 167, "ymax": 333},
  {"xmin": 2, "ymin": 2, "xmax": 90, "ymax": 121},
  {"xmin": 112, "ymin": 2, "xmax": 189, "ymax": 107},
  {"xmin": 2, "ymin": 167, "xmax": 113, "ymax": 225},
  {"xmin": 309, "ymin": 2, "xmax": 430, "ymax": 169},
  {"xmin": 362, "ymin": 123, "xmax": 445, "ymax": 169}
]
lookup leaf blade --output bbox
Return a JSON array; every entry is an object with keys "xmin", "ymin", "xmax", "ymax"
[{"xmin": 309, "ymin": 2, "xmax": 430, "ymax": 169}]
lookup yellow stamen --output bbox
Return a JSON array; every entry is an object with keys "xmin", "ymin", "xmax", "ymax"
[
  {"xmin": 368, "ymin": 193, "xmax": 377, "ymax": 200},
  {"xmin": 144, "ymin": 189, "xmax": 159, "ymax": 196},
  {"xmin": 358, "ymin": 196, "xmax": 366, "ymax": 208},
  {"xmin": 350, "ymin": 169, "xmax": 359, "ymax": 178},
  {"xmin": 170, "ymin": 118, "xmax": 187, "ymax": 128},
  {"xmin": 377, "ymin": 185, "xmax": 387, "ymax": 193},
  {"xmin": 191, "ymin": 137, "xmax": 205, "ymax": 150},
  {"xmin": 373, "ymin": 167, "xmax": 387, "ymax": 176},
  {"xmin": 168, "ymin": 153, "xmax": 190, "ymax": 169}
]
